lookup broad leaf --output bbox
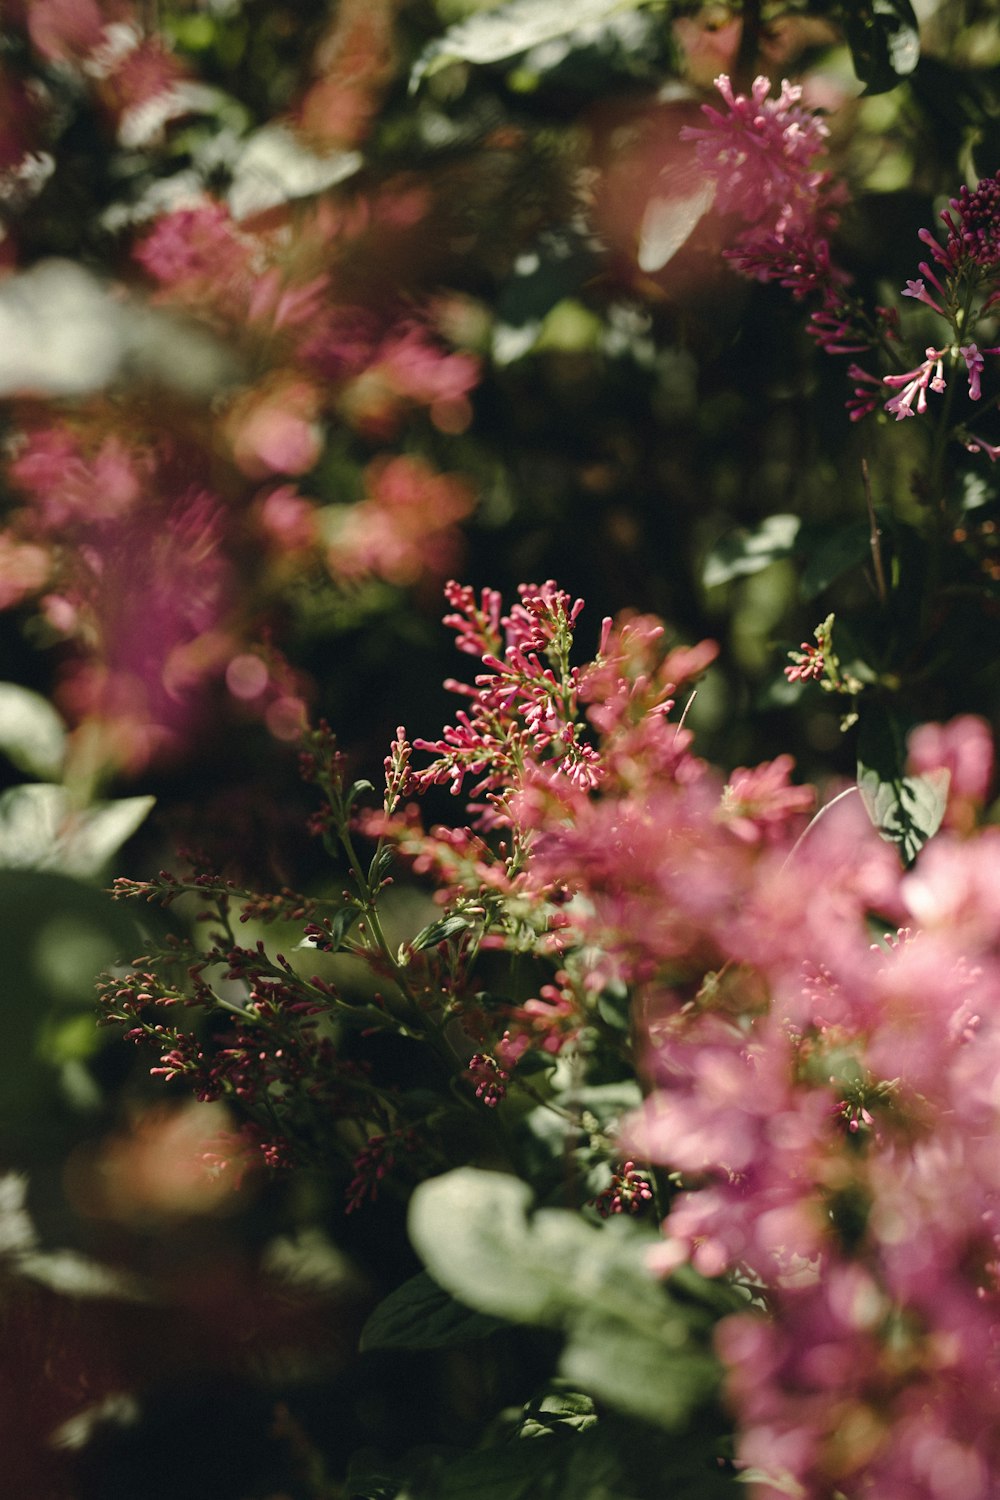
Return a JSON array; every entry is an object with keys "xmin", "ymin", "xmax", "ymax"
[
  {"xmin": 408, "ymin": 1168, "xmax": 720, "ymax": 1428},
  {"xmin": 842, "ymin": 0, "xmax": 920, "ymax": 95},
  {"xmin": 0, "ymin": 871, "xmax": 139, "ymax": 1114},
  {"xmin": 0, "ymin": 684, "xmax": 66, "ymax": 779},
  {"xmin": 344, "ymin": 1405, "xmax": 738, "ymax": 1499},
  {"xmin": 227, "ymin": 125, "xmax": 362, "ymax": 219},
  {"xmin": 799, "ymin": 518, "xmax": 877, "ymax": 601},
  {"xmin": 857, "ymin": 707, "xmax": 949, "ymax": 866},
  {"xmin": 0, "ymin": 784, "xmax": 154, "ymax": 876},
  {"xmin": 703, "ymin": 515, "xmax": 800, "ymax": 589},
  {"xmin": 360, "ymin": 1271, "xmax": 505, "ymax": 1351},
  {"xmin": 411, "ymin": 0, "xmax": 655, "ymax": 87}
]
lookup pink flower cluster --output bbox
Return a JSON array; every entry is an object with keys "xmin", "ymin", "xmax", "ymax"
[
  {"xmin": 0, "ymin": 3, "xmax": 481, "ymax": 775},
  {"xmin": 683, "ymin": 75, "xmax": 837, "ymax": 247},
  {"xmin": 390, "ymin": 584, "xmax": 1000, "ymax": 1495},
  {"xmin": 688, "ymin": 76, "xmax": 1000, "ymax": 443},
  {"xmin": 682, "ymin": 75, "xmax": 850, "ymax": 323},
  {"xmin": 103, "ymin": 578, "xmax": 1000, "ymax": 1493}
]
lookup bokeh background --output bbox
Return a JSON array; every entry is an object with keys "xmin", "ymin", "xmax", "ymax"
[{"xmin": 0, "ymin": 0, "xmax": 998, "ymax": 1493}]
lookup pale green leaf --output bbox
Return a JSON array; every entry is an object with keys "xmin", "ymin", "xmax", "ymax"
[
  {"xmin": 703, "ymin": 515, "xmax": 801, "ymax": 589},
  {"xmin": 408, "ymin": 1168, "xmax": 720, "ymax": 1428},
  {"xmin": 411, "ymin": 0, "xmax": 656, "ymax": 87},
  {"xmin": 0, "ymin": 684, "xmax": 66, "ymax": 779},
  {"xmin": 0, "ymin": 784, "xmax": 154, "ymax": 876}
]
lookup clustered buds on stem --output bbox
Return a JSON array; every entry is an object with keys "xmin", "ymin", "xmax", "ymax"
[{"xmin": 691, "ymin": 75, "xmax": 1000, "ymax": 453}]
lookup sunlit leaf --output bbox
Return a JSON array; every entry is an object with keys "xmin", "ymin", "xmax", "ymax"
[
  {"xmin": 408, "ymin": 1167, "xmax": 719, "ymax": 1427},
  {"xmin": 227, "ymin": 125, "xmax": 362, "ymax": 219},
  {"xmin": 638, "ymin": 177, "xmax": 715, "ymax": 273},
  {"xmin": 842, "ymin": 0, "xmax": 920, "ymax": 94},
  {"xmin": 411, "ymin": 0, "xmax": 657, "ymax": 88},
  {"xmin": 703, "ymin": 515, "xmax": 801, "ymax": 589},
  {"xmin": 857, "ymin": 706, "xmax": 949, "ymax": 865},
  {"xmin": 0, "ymin": 785, "xmax": 154, "ymax": 877},
  {"xmin": 0, "ymin": 684, "xmax": 66, "ymax": 779}
]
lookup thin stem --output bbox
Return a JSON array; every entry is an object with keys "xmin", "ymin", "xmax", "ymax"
[
  {"xmin": 781, "ymin": 786, "xmax": 860, "ymax": 872},
  {"xmin": 862, "ymin": 458, "xmax": 889, "ymax": 609}
]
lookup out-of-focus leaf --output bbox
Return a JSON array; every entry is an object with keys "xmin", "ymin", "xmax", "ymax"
[
  {"xmin": 0, "ymin": 871, "xmax": 139, "ymax": 1114},
  {"xmin": 227, "ymin": 125, "xmax": 362, "ymax": 219},
  {"xmin": 0, "ymin": 260, "xmax": 129, "ymax": 397},
  {"xmin": 408, "ymin": 1168, "xmax": 719, "ymax": 1427},
  {"xmin": 0, "ymin": 685, "xmax": 66, "ymax": 779},
  {"xmin": 703, "ymin": 515, "xmax": 800, "ymax": 589},
  {"xmin": 0, "ymin": 784, "xmax": 153, "ymax": 876},
  {"xmin": 857, "ymin": 706, "xmax": 949, "ymax": 865},
  {"xmin": 16, "ymin": 1249, "xmax": 147, "ymax": 1301},
  {"xmin": 346, "ymin": 1411, "xmax": 738, "ymax": 1499},
  {"xmin": 842, "ymin": 0, "xmax": 920, "ymax": 95},
  {"xmin": 414, "ymin": 1427, "xmax": 621, "ymax": 1498},
  {"xmin": 0, "ymin": 1175, "xmax": 146, "ymax": 1299},
  {"xmin": 360, "ymin": 1270, "xmax": 505, "ymax": 1351},
  {"xmin": 262, "ymin": 1228, "xmax": 357, "ymax": 1292},
  {"xmin": 799, "ymin": 518, "xmax": 877, "ymax": 600},
  {"xmin": 411, "ymin": 0, "xmax": 656, "ymax": 87},
  {"xmin": 638, "ymin": 178, "xmax": 716, "ymax": 273}
]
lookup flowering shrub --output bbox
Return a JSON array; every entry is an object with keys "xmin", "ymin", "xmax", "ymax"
[
  {"xmin": 96, "ymin": 568, "xmax": 1000, "ymax": 1498},
  {"xmin": 9, "ymin": 2, "xmax": 1000, "ymax": 1497}
]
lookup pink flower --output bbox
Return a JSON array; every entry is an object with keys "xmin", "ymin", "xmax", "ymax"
[
  {"xmin": 721, "ymin": 754, "xmax": 815, "ymax": 843},
  {"xmin": 25, "ymin": 0, "xmax": 104, "ymax": 64},
  {"xmin": 682, "ymin": 75, "xmax": 833, "ymax": 240},
  {"xmin": 901, "ymin": 277, "xmax": 946, "ymax": 316},
  {"xmin": 254, "ymin": 485, "xmax": 319, "ymax": 554},
  {"xmin": 9, "ymin": 426, "xmax": 148, "ymax": 528},
  {"xmin": 907, "ymin": 716, "xmax": 993, "ymax": 831},
  {"xmin": 960, "ymin": 342, "xmax": 985, "ymax": 400},
  {"xmin": 225, "ymin": 374, "xmax": 324, "ymax": 480},
  {"xmin": 326, "ymin": 456, "xmax": 474, "ymax": 590},
  {"xmin": 339, "ymin": 324, "xmax": 478, "ymax": 436},
  {"xmin": 882, "ymin": 346, "xmax": 948, "ymax": 420},
  {"xmin": 0, "ymin": 534, "xmax": 49, "ymax": 608},
  {"xmin": 134, "ymin": 200, "xmax": 257, "ymax": 320},
  {"xmin": 939, "ymin": 172, "xmax": 1000, "ymax": 272}
]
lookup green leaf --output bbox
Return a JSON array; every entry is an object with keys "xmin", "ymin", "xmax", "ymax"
[
  {"xmin": 841, "ymin": 0, "xmax": 920, "ymax": 95},
  {"xmin": 408, "ymin": 1168, "xmax": 719, "ymax": 1428},
  {"xmin": 410, "ymin": 914, "xmax": 473, "ymax": 953},
  {"xmin": 411, "ymin": 0, "xmax": 656, "ymax": 88},
  {"xmin": 227, "ymin": 125, "xmax": 362, "ymax": 219},
  {"xmin": 350, "ymin": 1410, "xmax": 739, "ymax": 1500},
  {"xmin": 516, "ymin": 1388, "xmax": 598, "ymax": 1438},
  {"xmin": 0, "ymin": 785, "xmax": 154, "ymax": 877},
  {"xmin": 703, "ymin": 515, "xmax": 800, "ymax": 589},
  {"xmin": 0, "ymin": 871, "xmax": 139, "ymax": 1115},
  {"xmin": 413, "ymin": 1427, "xmax": 622, "ymax": 1499},
  {"xmin": 798, "ymin": 518, "xmax": 875, "ymax": 601},
  {"xmin": 369, "ymin": 846, "xmax": 395, "ymax": 888},
  {"xmin": 564, "ymin": 1306, "xmax": 717, "ymax": 1428},
  {"xmin": 360, "ymin": 1271, "xmax": 506, "ymax": 1351},
  {"xmin": 856, "ymin": 707, "xmax": 949, "ymax": 866},
  {"xmin": 330, "ymin": 903, "xmax": 362, "ymax": 949},
  {"xmin": 0, "ymin": 685, "xmax": 66, "ymax": 779}
]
